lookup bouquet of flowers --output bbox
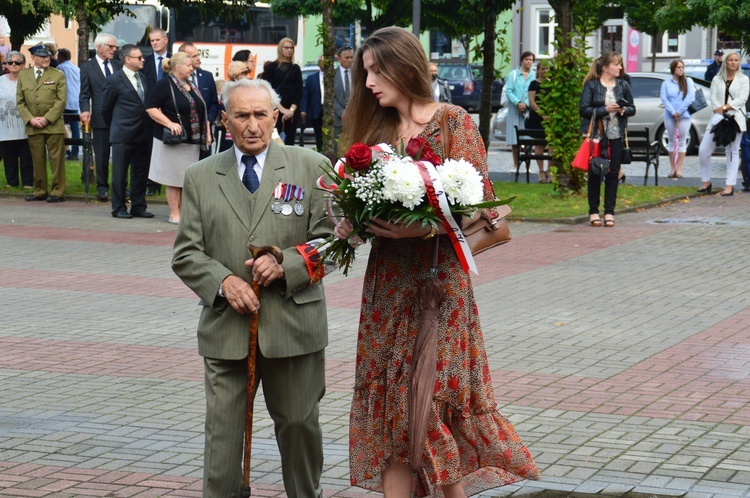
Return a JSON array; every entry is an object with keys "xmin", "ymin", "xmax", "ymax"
[{"xmin": 316, "ymin": 137, "xmax": 512, "ymax": 275}]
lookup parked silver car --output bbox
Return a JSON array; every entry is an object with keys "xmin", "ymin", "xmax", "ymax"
[{"xmin": 491, "ymin": 72, "xmax": 713, "ymax": 154}]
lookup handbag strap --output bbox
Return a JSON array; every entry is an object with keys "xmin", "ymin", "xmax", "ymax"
[
  {"xmin": 624, "ymin": 128, "xmax": 629, "ymax": 148},
  {"xmin": 440, "ymin": 106, "xmax": 451, "ymax": 159},
  {"xmin": 585, "ymin": 116, "xmax": 595, "ymax": 138},
  {"xmin": 167, "ymin": 79, "xmax": 183, "ymax": 125}
]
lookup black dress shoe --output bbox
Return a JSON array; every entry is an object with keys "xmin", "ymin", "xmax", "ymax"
[
  {"xmin": 145, "ymin": 186, "xmax": 160, "ymax": 196},
  {"xmin": 25, "ymin": 195, "xmax": 48, "ymax": 201},
  {"xmin": 131, "ymin": 210, "xmax": 155, "ymax": 218},
  {"xmin": 97, "ymin": 187, "xmax": 109, "ymax": 201},
  {"xmin": 720, "ymin": 188, "xmax": 734, "ymax": 197},
  {"xmin": 46, "ymin": 196, "xmax": 65, "ymax": 203},
  {"xmin": 112, "ymin": 210, "xmax": 133, "ymax": 219}
]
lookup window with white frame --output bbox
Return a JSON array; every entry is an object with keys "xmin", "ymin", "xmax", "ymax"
[
  {"xmin": 652, "ymin": 31, "xmax": 680, "ymax": 55},
  {"xmin": 536, "ymin": 8, "xmax": 555, "ymax": 57}
]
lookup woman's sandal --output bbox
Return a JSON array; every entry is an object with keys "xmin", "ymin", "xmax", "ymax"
[
  {"xmin": 590, "ymin": 214, "xmax": 602, "ymax": 227},
  {"xmin": 604, "ymin": 215, "xmax": 615, "ymax": 228}
]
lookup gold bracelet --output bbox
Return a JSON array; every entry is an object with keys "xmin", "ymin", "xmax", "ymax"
[{"xmin": 421, "ymin": 224, "xmax": 438, "ymax": 240}]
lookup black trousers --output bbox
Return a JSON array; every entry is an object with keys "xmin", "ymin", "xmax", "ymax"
[
  {"xmin": 111, "ymin": 142, "xmax": 150, "ymax": 215},
  {"xmin": 93, "ymin": 127, "xmax": 111, "ymax": 190},
  {"xmin": 276, "ymin": 115, "xmax": 297, "ymax": 146},
  {"xmin": 309, "ymin": 116, "xmax": 323, "ymax": 151},
  {"xmin": 0, "ymin": 139, "xmax": 33, "ymax": 187},
  {"xmin": 588, "ymin": 137, "xmax": 623, "ymax": 216}
]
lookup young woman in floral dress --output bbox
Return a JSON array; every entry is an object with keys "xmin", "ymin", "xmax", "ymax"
[{"xmin": 334, "ymin": 26, "xmax": 539, "ymax": 497}]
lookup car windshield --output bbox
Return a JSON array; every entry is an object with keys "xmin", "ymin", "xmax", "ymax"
[{"xmin": 439, "ymin": 66, "xmax": 469, "ymax": 80}]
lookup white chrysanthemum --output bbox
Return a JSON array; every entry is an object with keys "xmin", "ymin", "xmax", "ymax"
[
  {"xmin": 380, "ymin": 157, "xmax": 425, "ymax": 209},
  {"xmin": 437, "ymin": 159, "xmax": 484, "ymax": 206}
]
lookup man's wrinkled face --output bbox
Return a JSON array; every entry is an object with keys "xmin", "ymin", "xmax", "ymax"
[
  {"xmin": 97, "ymin": 38, "xmax": 116, "ymax": 60},
  {"xmin": 224, "ymin": 86, "xmax": 279, "ymax": 156},
  {"xmin": 33, "ymin": 55, "xmax": 51, "ymax": 70}
]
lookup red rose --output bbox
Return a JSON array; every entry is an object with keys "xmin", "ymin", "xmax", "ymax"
[
  {"xmin": 345, "ymin": 143, "xmax": 373, "ymax": 171},
  {"xmin": 420, "ymin": 147, "xmax": 442, "ymax": 166},
  {"xmin": 405, "ymin": 137, "xmax": 428, "ymax": 159},
  {"xmin": 406, "ymin": 137, "xmax": 442, "ymax": 165}
]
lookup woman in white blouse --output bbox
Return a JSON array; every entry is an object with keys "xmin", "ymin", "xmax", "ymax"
[{"xmin": 697, "ymin": 51, "xmax": 749, "ymax": 196}]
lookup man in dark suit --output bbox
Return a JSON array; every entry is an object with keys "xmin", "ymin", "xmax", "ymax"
[
  {"xmin": 141, "ymin": 28, "xmax": 170, "ymax": 196},
  {"xmin": 101, "ymin": 44, "xmax": 154, "ymax": 219},
  {"xmin": 79, "ymin": 33, "xmax": 122, "ymax": 201},
  {"xmin": 300, "ymin": 56, "xmax": 324, "ymax": 151},
  {"xmin": 172, "ymin": 78, "xmax": 333, "ymax": 498},
  {"xmin": 16, "ymin": 46, "xmax": 67, "ymax": 202},
  {"xmin": 141, "ymin": 28, "xmax": 170, "ymax": 94},
  {"xmin": 178, "ymin": 42, "xmax": 219, "ymax": 158},
  {"xmin": 333, "ymin": 46, "xmax": 353, "ymax": 142}
]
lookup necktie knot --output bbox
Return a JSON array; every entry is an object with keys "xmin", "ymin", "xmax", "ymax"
[{"xmin": 242, "ymin": 155, "xmax": 260, "ymax": 193}]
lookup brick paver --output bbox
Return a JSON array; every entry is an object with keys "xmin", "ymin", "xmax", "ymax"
[{"xmin": 2, "ymin": 179, "xmax": 750, "ymax": 497}]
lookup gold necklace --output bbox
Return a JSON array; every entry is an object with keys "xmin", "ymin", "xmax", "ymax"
[{"xmin": 398, "ymin": 122, "xmax": 420, "ymax": 142}]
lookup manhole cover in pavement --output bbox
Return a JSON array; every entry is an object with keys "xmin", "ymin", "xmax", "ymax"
[{"xmin": 649, "ymin": 217, "xmax": 743, "ymax": 226}]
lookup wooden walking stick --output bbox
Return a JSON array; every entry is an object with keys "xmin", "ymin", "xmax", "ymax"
[{"xmin": 241, "ymin": 243, "xmax": 284, "ymax": 498}]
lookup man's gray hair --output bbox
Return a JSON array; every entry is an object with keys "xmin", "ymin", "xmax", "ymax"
[
  {"xmin": 94, "ymin": 33, "xmax": 115, "ymax": 47},
  {"xmin": 222, "ymin": 79, "xmax": 280, "ymax": 113}
]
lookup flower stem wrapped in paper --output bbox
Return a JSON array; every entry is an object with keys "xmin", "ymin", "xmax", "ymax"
[{"xmin": 316, "ymin": 138, "xmax": 513, "ymax": 275}]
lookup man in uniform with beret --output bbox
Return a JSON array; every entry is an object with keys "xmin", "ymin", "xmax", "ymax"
[{"xmin": 16, "ymin": 45, "xmax": 67, "ymax": 202}]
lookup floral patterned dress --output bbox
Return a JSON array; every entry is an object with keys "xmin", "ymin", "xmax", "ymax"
[{"xmin": 349, "ymin": 105, "xmax": 540, "ymax": 496}]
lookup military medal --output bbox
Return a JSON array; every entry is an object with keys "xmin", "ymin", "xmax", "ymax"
[
  {"xmin": 294, "ymin": 187, "xmax": 304, "ymax": 216},
  {"xmin": 271, "ymin": 182, "xmax": 283, "ymax": 214},
  {"xmin": 281, "ymin": 184, "xmax": 294, "ymax": 216}
]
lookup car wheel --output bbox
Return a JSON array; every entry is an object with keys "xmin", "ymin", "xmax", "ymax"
[
  {"xmin": 686, "ymin": 126, "xmax": 699, "ymax": 155},
  {"xmin": 657, "ymin": 124, "xmax": 669, "ymax": 154}
]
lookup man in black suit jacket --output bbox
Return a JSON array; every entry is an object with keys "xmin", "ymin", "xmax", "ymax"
[
  {"xmin": 179, "ymin": 42, "xmax": 219, "ymax": 158},
  {"xmin": 300, "ymin": 56, "xmax": 324, "ymax": 151},
  {"xmin": 79, "ymin": 33, "xmax": 122, "ymax": 201},
  {"xmin": 101, "ymin": 44, "xmax": 154, "ymax": 219},
  {"xmin": 140, "ymin": 28, "xmax": 170, "ymax": 195}
]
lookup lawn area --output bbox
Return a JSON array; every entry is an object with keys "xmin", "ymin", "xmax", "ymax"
[
  {"xmin": 2, "ymin": 160, "xmax": 697, "ymax": 220},
  {"xmin": 493, "ymin": 181, "xmax": 697, "ymax": 219}
]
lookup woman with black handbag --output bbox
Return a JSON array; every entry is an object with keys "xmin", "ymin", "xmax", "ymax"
[
  {"xmin": 697, "ymin": 51, "xmax": 749, "ymax": 196},
  {"xmin": 146, "ymin": 52, "xmax": 210, "ymax": 224},
  {"xmin": 660, "ymin": 59, "xmax": 696, "ymax": 179},
  {"xmin": 260, "ymin": 38, "xmax": 303, "ymax": 146},
  {"xmin": 579, "ymin": 52, "xmax": 635, "ymax": 227}
]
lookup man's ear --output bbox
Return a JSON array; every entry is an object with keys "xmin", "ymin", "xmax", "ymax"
[{"xmin": 220, "ymin": 110, "xmax": 228, "ymax": 128}]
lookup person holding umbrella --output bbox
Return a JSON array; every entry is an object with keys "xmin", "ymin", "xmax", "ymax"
[
  {"xmin": 334, "ymin": 27, "xmax": 539, "ymax": 497},
  {"xmin": 660, "ymin": 59, "xmax": 695, "ymax": 179}
]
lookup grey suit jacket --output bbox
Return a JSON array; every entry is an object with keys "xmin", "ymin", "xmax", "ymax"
[
  {"xmin": 333, "ymin": 66, "xmax": 350, "ymax": 128},
  {"xmin": 172, "ymin": 142, "xmax": 334, "ymax": 360}
]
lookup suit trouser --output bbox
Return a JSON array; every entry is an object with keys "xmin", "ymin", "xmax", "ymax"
[
  {"xmin": 93, "ymin": 127, "xmax": 111, "ymax": 190},
  {"xmin": 28, "ymin": 133, "xmax": 66, "ymax": 198},
  {"xmin": 111, "ymin": 143, "xmax": 150, "ymax": 215},
  {"xmin": 203, "ymin": 349, "xmax": 325, "ymax": 498}
]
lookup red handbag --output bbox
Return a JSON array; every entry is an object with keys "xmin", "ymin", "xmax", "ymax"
[{"xmin": 572, "ymin": 118, "xmax": 599, "ymax": 171}]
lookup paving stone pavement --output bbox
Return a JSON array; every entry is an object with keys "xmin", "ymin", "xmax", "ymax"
[{"xmin": 2, "ymin": 176, "xmax": 750, "ymax": 497}]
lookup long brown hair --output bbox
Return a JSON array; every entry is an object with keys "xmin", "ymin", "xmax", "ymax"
[
  {"xmin": 670, "ymin": 59, "xmax": 687, "ymax": 97},
  {"xmin": 583, "ymin": 51, "xmax": 623, "ymax": 85},
  {"xmin": 339, "ymin": 27, "xmax": 433, "ymax": 153}
]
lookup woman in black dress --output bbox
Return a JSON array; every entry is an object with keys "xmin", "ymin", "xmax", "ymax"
[
  {"xmin": 261, "ymin": 37, "xmax": 303, "ymax": 145},
  {"xmin": 526, "ymin": 60, "xmax": 550, "ymax": 182}
]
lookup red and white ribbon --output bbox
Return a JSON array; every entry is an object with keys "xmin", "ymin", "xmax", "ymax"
[{"xmin": 416, "ymin": 160, "xmax": 478, "ymax": 275}]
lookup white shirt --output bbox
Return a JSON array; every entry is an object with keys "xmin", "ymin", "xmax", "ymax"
[
  {"xmin": 122, "ymin": 66, "xmax": 141, "ymax": 92},
  {"xmin": 234, "ymin": 145, "xmax": 269, "ymax": 184},
  {"xmin": 318, "ymin": 72, "xmax": 325, "ymax": 105},
  {"xmin": 96, "ymin": 54, "xmax": 112, "ymax": 77}
]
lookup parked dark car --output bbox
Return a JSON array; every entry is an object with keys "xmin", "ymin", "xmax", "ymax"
[{"xmin": 437, "ymin": 63, "xmax": 503, "ymax": 112}]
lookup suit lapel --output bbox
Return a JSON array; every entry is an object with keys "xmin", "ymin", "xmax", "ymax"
[
  {"xmin": 217, "ymin": 150, "xmax": 252, "ymax": 231},
  {"xmin": 248, "ymin": 142, "xmax": 285, "ymax": 234}
]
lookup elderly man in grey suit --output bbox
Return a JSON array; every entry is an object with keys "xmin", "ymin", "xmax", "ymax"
[
  {"xmin": 333, "ymin": 45, "xmax": 353, "ymax": 141},
  {"xmin": 172, "ymin": 78, "xmax": 333, "ymax": 498}
]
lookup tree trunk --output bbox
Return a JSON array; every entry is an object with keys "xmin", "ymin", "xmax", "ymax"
[
  {"xmin": 479, "ymin": 0, "xmax": 496, "ymax": 151},
  {"xmin": 320, "ymin": 0, "xmax": 337, "ymax": 162},
  {"xmin": 651, "ymin": 33, "xmax": 657, "ymax": 72},
  {"xmin": 76, "ymin": 0, "xmax": 89, "ymax": 65},
  {"xmin": 549, "ymin": 0, "xmax": 574, "ymax": 51}
]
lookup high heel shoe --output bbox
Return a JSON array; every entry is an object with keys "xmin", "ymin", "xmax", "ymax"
[
  {"xmin": 720, "ymin": 188, "xmax": 734, "ymax": 197},
  {"xmin": 697, "ymin": 183, "xmax": 712, "ymax": 194}
]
